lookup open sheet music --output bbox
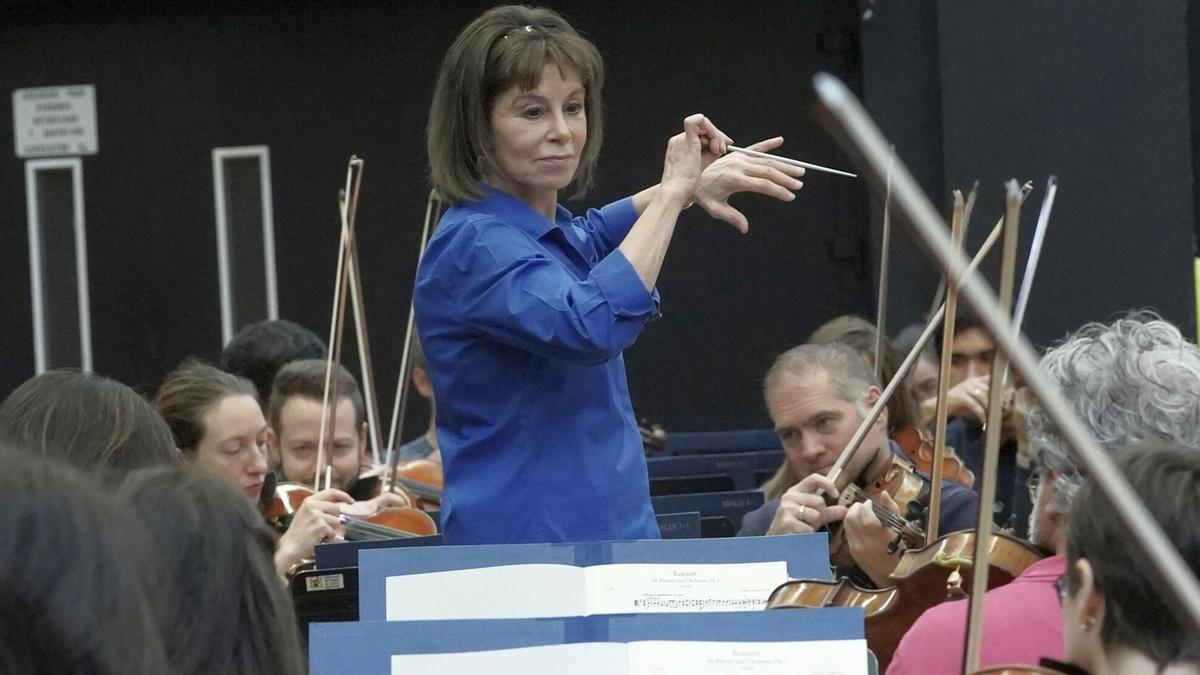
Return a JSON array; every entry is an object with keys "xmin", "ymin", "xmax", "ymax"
[
  {"xmin": 385, "ymin": 561, "xmax": 789, "ymax": 620},
  {"xmin": 390, "ymin": 639, "xmax": 868, "ymax": 675}
]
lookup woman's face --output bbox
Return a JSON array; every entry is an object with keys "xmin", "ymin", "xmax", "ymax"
[
  {"xmin": 192, "ymin": 394, "xmax": 270, "ymax": 502},
  {"xmin": 487, "ymin": 63, "xmax": 586, "ymax": 208}
]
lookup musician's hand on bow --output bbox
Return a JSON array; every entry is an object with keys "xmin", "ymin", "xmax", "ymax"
[
  {"xmin": 352, "ymin": 488, "xmax": 413, "ymax": 514},
  {"xmin": 693, "ymin": 136, "xmax": 805, "ymax": 233},
  {"xmin": 1001, "ymin": 385, "xmax": 1028, "ymax": 446},
  {"xmin": 767, "ymin": 472, "xmax": 847, "ymax": 535},
  {"xmin": 273, "ymin": 488, "xmax": 353, "ymax": 578},
  {"xmin": 844, "ymin": 490, "xmax": 903, "ymax": 588},
  {"xmin": 940, "ymin": 374, "xmax": 990, "ymax": 424}
]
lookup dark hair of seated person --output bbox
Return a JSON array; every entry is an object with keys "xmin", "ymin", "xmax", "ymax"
[
  {"xmin": 0, "ymin": 447, "xmax": 169, "ymax": 674},
  {"xmin": 118, "ymin": 465, "xmax": 306, "ymax": 675},
  {"xmin": 221, "ymin": 319, "xmax": 328, "ymax": 404},
  {"xmin": 0, "ymin": 370, "xmax": 179, "ymax": 481},
  {"xmin": 1065, "ymin": 442, "xmax": 1200, "ymax": 669}
]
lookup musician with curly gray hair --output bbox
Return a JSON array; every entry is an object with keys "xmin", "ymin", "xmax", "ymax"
[{"xmin": 888, "ymin": 312, "xmax": 1200, "ymax": 675}]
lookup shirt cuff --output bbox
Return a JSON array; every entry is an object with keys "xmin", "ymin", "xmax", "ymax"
[
  {"xmin": 591, "ymin": 249, "xmax": 661, "ymax": 318},
  {"xmin": 594, "ymin": 196, "xmax": 639, "ymax": 243}
]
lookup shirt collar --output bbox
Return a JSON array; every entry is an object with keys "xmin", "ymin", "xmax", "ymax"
[
  {"xmin": 475, "ymin": 185, "xmax": 571, "ymax": 239},
  {"xmin": 1020, "ymin": 553, "xmax": 1067, "ymax": 578}
]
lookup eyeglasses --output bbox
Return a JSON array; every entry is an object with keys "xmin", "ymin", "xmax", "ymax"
[{"xmin": 1053, "ymin": 573, "xmax": 1069, "ymax": 605}]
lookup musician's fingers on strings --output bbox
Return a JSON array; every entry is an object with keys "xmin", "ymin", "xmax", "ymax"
[
  {"xmin": 874, "ymin": 489, "xmax": 901, "ymax": 515},
  {"xmin": 311, "ymin": 487, "xmax": 355, "ymax": 504},
  {"xmin": 820, "ymin": 504, "xmax": 849, "ymax": 527},
  {"xmin": 801, "ymin": 473, "xmax": 840, "ymax": 501},
  {"xmin": 843, "ymin": 501, "xmax": 881, "ymax": 531}
]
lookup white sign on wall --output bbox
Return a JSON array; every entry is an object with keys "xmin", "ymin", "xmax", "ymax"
[{"xmin": 12, "ymin": 84, "xmax": 98, "ymax": 158}]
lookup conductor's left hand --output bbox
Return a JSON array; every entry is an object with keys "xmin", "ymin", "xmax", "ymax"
[
  {"xmin": 660, "ymin": 114, "xmax": 733, "ymax": 205},
  {"xmin": 693, "ymin": 136, "xmax": 805, "ymax": 233}
]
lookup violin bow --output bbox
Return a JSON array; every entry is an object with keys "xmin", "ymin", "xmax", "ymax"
[
  {"xmin": 961, "ymin": 180, "xmax": 1023, "ymax": 670},
  {"xmin": 982, "ymin": 176, "xmax": 1057, "ymax": 435},
  {"xmin": 925, "ymin": 190, "xmax": 968, "ymax": 542},
  {"xmin": 813, "ymin": 69, "xmax": 1200, "ymax": 645},
  {"xmin": 382, "ymin": 189, "xmax": 444, "ymax": 493},
  {"xmin": 926, "ymin": 182, "xmax": 978, "ymax": 318},
  {"xmin": 1010, "ymin": 176, "xmax": 1057, "ymax": 347},
  {"xmin": 315, "ymin": 157, "xmax": 364, "ymax": 491},
  {"xmin": 826, "ymin": 185, "xmax": 1031, "ymax": 487},
  {"xmin": 343, "ymin": 191, "xmax": 385, "ymax": 466},
  {"xmin": 872, "ymin": 148, "xmax": 895, "ymax": 384}
]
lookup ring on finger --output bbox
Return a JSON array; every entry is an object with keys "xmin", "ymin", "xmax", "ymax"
[{"xmin": 798, "ymin": 505, "xmax": 807, "ymax": 522}]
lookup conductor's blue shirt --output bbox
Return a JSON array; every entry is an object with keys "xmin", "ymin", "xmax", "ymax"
[{"xmin": 413, "ymin": 186, "xmax": 661, "ymax": 545}]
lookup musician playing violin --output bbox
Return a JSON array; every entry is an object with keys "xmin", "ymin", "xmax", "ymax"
[
  {"xmin": 268, "ymin": 359, "xmax": 377, "ymax": 497},
  {"xmin": 739, "ymin": 343, "xmax": 979, "ymax": 588},
  {"xmin": 888, "ymin": 314, "xmax": 1200, "ymax": 674},
  {"xmin": 264, "ymin": 360, "xmax": 413, "ymax": 566},
  {"xmin": 928, "ymin": 311, "xmax": 1032, "ymax": 532}
]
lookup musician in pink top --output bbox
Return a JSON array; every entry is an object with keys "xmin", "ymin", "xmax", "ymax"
[{"xmin": 888, "ymin": 315, "xmax": 1200, "ymax": 673}]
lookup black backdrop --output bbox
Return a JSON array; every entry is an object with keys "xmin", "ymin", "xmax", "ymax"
[
  {"xmin": 0, "ymin": 1, "xmax": 870, "ymax": 437},
  {"xmin": 2, "ymin": 1, "xmax": 1196, "ymax": 439},
  {"xmin": 860, "ymin": 0, "xmax": 1197, "ymax": 347}
]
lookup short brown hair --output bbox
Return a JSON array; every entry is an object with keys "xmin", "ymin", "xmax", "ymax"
[
  {"xmin": 155, "ymin": 359, "xmax": 259, "ymax": 454},
  {"xmin": 427, "ymin": 5, "xmax": 605, "ymax": 203},
  {"xmin": 267, "ymin": 359, "xmax": 365, "ymax": 434},
  {"xmin": 1066, "ymin": 443, "xmax": 1200, "ymax": 667},
  {"xmin": 0, "ymin": 370, "xmax": 178, "ymax": 478}
]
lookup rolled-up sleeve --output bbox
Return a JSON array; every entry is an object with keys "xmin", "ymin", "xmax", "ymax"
[
  {"xmin": 571, "ymin": 196, "xmax": 639, "ymax": 259},
  {"xmin": 438, "ymin": 218, "xmax": 659, "ymax": 365}
]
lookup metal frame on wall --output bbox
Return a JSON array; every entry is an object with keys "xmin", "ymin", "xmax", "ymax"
[
  {"xmin": 24, "ymin": 156, "xmax": 92, "ymax": 374},
  {"xmin": 212, "ymin": 144, "xmax": 279, "ymax": 345}
]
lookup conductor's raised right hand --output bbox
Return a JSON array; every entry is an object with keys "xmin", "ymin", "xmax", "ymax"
[{"xmin": 693, "ymin": 136, "xmax": 805, "ymax": 233}]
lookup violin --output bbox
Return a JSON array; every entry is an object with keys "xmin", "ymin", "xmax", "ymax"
[
  {"xmin": 892, "ymin": 425, "xmax": 976, "ymax": 488},
  {"xmin": 767, "ymin": 529, "xmax": 1046, "ymax": 670},
  {"xmin": 827, "ymin": 455, "xmax": 927, "ymax": 567},
  {"xmin": 262, "ymin": 481, "xmax": 437, "ymax": 540},
  {"xmin": 359, "ymin": 458, "xmax": 444, "ymax": 511},
  {"xmin": 393, "ymin": 458, "xmax": 443, "ymax": 505}
]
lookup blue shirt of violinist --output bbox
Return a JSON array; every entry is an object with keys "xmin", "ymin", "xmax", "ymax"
[{"xmin": 413, "ymin": 186, "xmax": 661, "ymax": 545}]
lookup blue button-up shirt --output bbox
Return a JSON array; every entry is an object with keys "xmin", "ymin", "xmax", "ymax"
[{"xmin": 413, "ymin": 186, "xmax": 662, "ymax": 545}]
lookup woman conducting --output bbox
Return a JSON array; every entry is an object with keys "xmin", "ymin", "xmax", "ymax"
[{"xmin": 415, "ymin": 5, "xmax": 805, "ymax": 545}]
